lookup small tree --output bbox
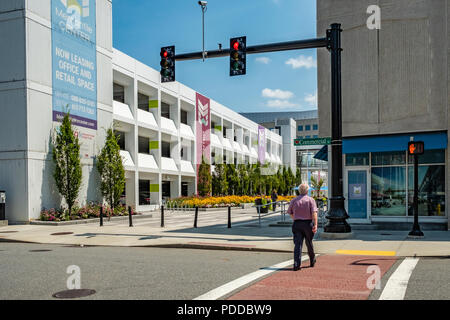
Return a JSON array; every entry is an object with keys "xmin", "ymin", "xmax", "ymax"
[
  {"xmin": 197, "ymin": 156, "xmax": 212, "ymax": 196},
  {"xmin": 96, "ymin": 128, "xmax": 125, "ymax": 213},
  {"xmin": 212, "ymin": 163, "xmax": 228, "ymax": 196},
  {"xmin": 310, "ymin": 175, "xmax": 324, "ymax": 198},
  {"xmin": 52, "ymin": 112, "xmax": 82, "ymax": 216},
  {"xmin": 295, "ymin": 167, "xmax": 302, "ymax": 186}
]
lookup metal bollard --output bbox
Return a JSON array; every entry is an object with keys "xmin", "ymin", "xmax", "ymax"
[
  {"xmin": 161, "ymin": 205, "xmax": 165, "ymax": 227},
  {"xmin": 100, "ymin": 206, "xmax": 103, "ymax": 227},
  {"xmin": 228, "ymin": 206, "xmax": 231, "ymax": 228},
  {"xmin": 128, "ymin": 206, "xmax": 133, "ymax": 227},
  {"xmin": 194, "ymin": 206, "xmax": 198, "ymax": 228}
]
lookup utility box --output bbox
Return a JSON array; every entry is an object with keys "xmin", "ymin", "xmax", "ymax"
[{"xmin": 0, "ymin": 191, "xmax": 5, "ymax": 220}]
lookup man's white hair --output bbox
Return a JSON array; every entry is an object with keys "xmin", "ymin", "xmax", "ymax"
[{"xmin": 299, "ymin": 183, "xmax": 309, "ymax": 195}]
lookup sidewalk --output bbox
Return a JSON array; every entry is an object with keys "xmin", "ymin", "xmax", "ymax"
[{"xmin": 0, "ymin": 215, "xmax": 449, "ymax": 257}]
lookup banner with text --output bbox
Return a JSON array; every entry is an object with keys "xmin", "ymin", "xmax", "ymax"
[
  {"xmin": 258, "ymin": 125, "xmax": 266, "ymax": 164},
  {"xmin": 196, "ymin": 93, "xmax": 211, "ymax": 172},
  {"xmin": 52, "ymin": 0, "xmax": 97, "ymax": 130}
]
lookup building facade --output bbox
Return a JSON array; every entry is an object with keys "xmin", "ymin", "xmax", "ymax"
[
  {"xmin": 318, "ymin": 0, "xmax": 449, "ymax": 229},
  {"xmin": 0, "ymin": 0, "xmax": 285, "ymax": 223}
]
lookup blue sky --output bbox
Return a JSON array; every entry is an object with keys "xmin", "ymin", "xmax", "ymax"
[{"xmin": 112, "ymin": 0, "xmax": 317, "ymax": 113}]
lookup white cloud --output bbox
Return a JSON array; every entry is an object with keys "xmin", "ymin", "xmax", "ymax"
[
  {"xmin": 262, "ymin": 88, "xmax": 294, "ymax": 100},
  {"xmin": 266, "ymin": 100, "xmax": 298, "ymax": 108},
  {"xmin": 305, "ymin": 91, "xmax": 317, "ymax": 107},
  {"xmin": 286, "ymin": 55, "xmax": 317, "ymax": 69},
  {"xmin": 255, "ymin": 57, "xmax": 271, "ymax": 64}
]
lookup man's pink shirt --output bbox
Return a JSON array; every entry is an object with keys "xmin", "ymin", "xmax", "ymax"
[{"xmin": 287, "ymin": 195, "xmax": 318, "ymax": 220}]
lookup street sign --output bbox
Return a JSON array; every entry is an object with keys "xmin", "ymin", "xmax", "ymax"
[{"xmin": 294, "ymin": 137, "xmax": 331, "ymax": 146}]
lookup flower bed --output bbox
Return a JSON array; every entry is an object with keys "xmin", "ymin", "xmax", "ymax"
[
  {"xmin": 166, "ymin": 195, "xmax": 296, "ymax": 209},
  {"xmin": 39, "ymin": 202, "xmax": 134, "ymax": 222}
]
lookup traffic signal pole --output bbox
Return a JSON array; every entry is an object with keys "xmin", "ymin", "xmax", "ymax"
[{"xmin": 168, "ymin": 23, "xmax": 351, "ymax": 233}]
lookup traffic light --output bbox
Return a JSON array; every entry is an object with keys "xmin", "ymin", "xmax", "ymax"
[
  {"xmin": 160, "ymin": 46, "xmax": 175, "ymax": 83},
  {"xmin": 408, "ymin": 141, "xmax": 424, "ymax": 155},
  {"xmin": 230, "ymin": 36, "xmax": 246, "ymax": 76}
]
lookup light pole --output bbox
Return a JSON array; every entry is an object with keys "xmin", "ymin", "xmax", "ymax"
[
  {"xmin": 198, "ymin": 1, "xmax": 208, "ymax": 61},
  {"xmin": 323, "ymin": 23, "xmax": 352, "ymax": 234}
]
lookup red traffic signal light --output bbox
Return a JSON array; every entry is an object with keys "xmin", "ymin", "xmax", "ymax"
[
  {"xmin": 160, "ymin": 46, "xmax": 175, "ymax": 83},
  {"xmin": 230, "ymin": 36, "xmax": 246, "ymax": 77},
  {"xmin": 408, "ymin": 141, "xmax": 424, "ymax": 155}
]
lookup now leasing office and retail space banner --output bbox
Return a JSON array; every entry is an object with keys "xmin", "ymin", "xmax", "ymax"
[
  {"xmin": 51, "ymin": 0, "xmax": 97, "ymax": 130},
  {"xmin": 196, "ymin": 93, "xmax": 211, "ymax": 172}
]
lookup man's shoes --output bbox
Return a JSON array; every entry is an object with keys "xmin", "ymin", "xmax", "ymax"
[
  {"xmin": 293, "ymin": 265, "xmax": 301, "ymax": 271},
  {"xmin": 310, "ymin": 257, "xmax": 316, "ymax": 268}
]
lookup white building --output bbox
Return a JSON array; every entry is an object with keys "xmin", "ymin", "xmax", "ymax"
[{"xmin": 0, "ymin": 0, "xmax": 286, "ymax": 223}]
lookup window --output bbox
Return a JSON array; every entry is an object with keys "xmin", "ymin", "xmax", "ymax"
[
  {"xmin": 371, "ymin": 167, "xmax": 406, "ymax": 216},
  {"xmin": 161, "ymin": 102, "xmax": 170, "ymax": 119},
  {"xmin": 138, "ymin": 136, "xmax": 149, "ymax": 154},
  {"xmin": 408, "ymin": 149, "xmax": 445, "ymax": 165},
  {"xmin": 275, "ymin": 126, "xmax": 281, "ymax": 135},
  {"xmin": 211, "ymin": 152, "xmax": 216, "ymax": 165},
  {"xmin": 305, "ymin": 135, "xmax": 311, "ymax": 139},
  {"xmin": 313, "ymin": 135, "xmax": 318, "ymax": 138},
  {"xmin": 346, "ymin": 153, "xmax": 369, "ymax": 166},
  {"xmin": 139, "ymin": 180, "xmax": 150, "ymax": 205},
  {"xmin": 223, "ymin": 127, "xmax": 227, "ymax": 138},
  {"xmin": 298, "ymin": 125, "xmax": 303, "ymax": 131},
  {"xmin": 313, "ymin": 124, "xmax": 318, "ymax": 131},
  {"xmin": 407, "ymin": 165, "xmax": 445, "ymax": 217},
  {"xmin": 113, "ymin": 83, "xmax": 125, "ymax": 103},
  {"xmin": 162, "ymin": 181, "xmax": 171, "ymax": 198},
  {"xmin": 181, "ymin": 110, "xmax": 188, "ymax": 125},
  {"xmin": 161, "ymin": 141, "xmax": 171, "ymax": 158},
  {"xmin": 181, "ymin": 182, "xmax": 188, "ymax": 197},
  {"xmin": 138, "ymin": 93, "xmax": 149, "ymax": 111},
  {"xmin": 297, "ymin": 136, "xmax": 303, "ymax": 139},
  {"xmin": 305, "ymin": 125, "xmax": 311, "ymax": 131},
  {"xmin": 372, "ymin": 151, "xmax": 406, "ymax": 166},
  {"xmin": 115, "ymin": 131, "xmax": 126, "ymax": 150}
]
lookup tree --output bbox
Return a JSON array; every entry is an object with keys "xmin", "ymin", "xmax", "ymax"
[
  {"xmin": 237, "ymin": 164, "xmax": 249, "ymax": 195},
  {"xmin": 96, "ymin": 128, "xmax": 125, "ymax": 212},
  {"xmin": 287, "ymin": 167, "xmax": 295, "ymax": 195},
  {"xmin": 212, "ymin": 163, "xmax": 228, "ymax": 196},
  {"xmin": 226, "ymin": 164, "xmax": 239, "ymax": 195},
  {"xmin": 295, "ymin": 167, "xmax": 302, "ymax": 186},
  {"xmin": 310, "ymin": 175, "xmax": 324, "ymax": 198},
  {"xmin": 52, "ymin": 112, "xmax": 82, "ymax": 216},
  {"xmin": 197, "ymin": 156, "xmax": 212, "ymax": 196}
]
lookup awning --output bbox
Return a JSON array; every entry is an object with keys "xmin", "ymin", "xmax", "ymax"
[
  {"xmin": 314, "ymin": 145, "xmax": 328, "ymax": 161},
  {"xmin": 342, "ymin": 132, "xmax": 447, "ymax": 154}
]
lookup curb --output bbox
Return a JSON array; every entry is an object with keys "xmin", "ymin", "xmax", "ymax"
[
  {"xmin": 137, "ymin": 243, "xmax": 291, "ymax": 253},
  {"xmin": 29, "ymin": 214, "xmax": 153, "ymax": 226}
]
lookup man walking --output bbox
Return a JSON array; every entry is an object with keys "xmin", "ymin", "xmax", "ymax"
[{"xmin": 287, "ymin": 183, "xmax": 318, "ymax": 271}]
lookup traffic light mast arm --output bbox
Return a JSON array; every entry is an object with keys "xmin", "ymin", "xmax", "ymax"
[{"xmin": 174, "ymin": 37, "xmax": 328, "ymax": 61}]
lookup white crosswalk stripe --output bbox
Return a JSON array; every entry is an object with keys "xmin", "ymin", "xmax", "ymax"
[{"xmin": 379, "ymin": 257, "xmax": 419, "ymax": 300}]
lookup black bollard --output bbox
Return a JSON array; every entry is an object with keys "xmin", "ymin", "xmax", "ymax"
[
  {"xmin": 228, "ymin": 206, "xmax": 231, "ymax": 228},
  {"xmin": 128, "ymin": 206, "xmax": 133, "ymax": 227},
  {"xmin": 161, "ymin": 205, "xmax": 165, "ymax": 227},
  {"xmin": 100, "ymin": 206, "xmax": 103, "ymax": 227},
  {"xmin": 194, "ymin": 206, "xmax": 198, "ymax": 228}
]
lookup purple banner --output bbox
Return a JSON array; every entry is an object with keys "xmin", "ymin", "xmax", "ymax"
[
  {"xmin": 53, "ymin": 111, "xmax": 97, "ymax": 130},
  {"xmin": 258, "ymin": 125, "xmax": 266, "ymax": 164}
]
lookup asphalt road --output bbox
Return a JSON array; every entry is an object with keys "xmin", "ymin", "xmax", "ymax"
[
  {"xmin": 0, "ymin": 242, "xmax": 291, "ymax": 300},
  {"xmin": 1, "ymin": 242, "xmax": 448, "ymax": 300}
]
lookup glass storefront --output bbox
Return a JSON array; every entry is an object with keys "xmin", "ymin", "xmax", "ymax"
[{"xmin": 345, "ymin": 149, "xmax": 446, "ymax": 217}]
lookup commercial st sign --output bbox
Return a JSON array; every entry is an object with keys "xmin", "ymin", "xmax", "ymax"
[{"xmin": 294, "ymin": 137, "xmax": 331, "ymax": 146}]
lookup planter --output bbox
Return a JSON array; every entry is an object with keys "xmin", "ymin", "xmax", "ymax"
[{"xmin": 254, "ymin": 198, "xmax": 269, "ymax": 214}]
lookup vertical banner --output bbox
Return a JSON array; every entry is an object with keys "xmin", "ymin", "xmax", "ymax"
[
  {"xmin": 51, "ymin": 0, "xmax": 97, "ymax": 130},
  {"xmin": 258, "ymin": 125, "xmax": 266, "ymax": 164},
  {"xmin": 196, "ymin": 93, "xmax": 211, "ymax": 172}
]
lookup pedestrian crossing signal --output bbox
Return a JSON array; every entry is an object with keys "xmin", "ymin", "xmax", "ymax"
[{"xmin": 408, "ymin": 141, "xmax": 424, "ymax": 155}]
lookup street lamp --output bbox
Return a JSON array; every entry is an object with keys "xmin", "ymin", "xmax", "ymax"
[
  {"xmin": 198, "ymin": 1, "xmax": 207, "ymax": 61},
  {"xmin": 323, "ymin": 24, "xmax": 352, "ymax": 234}
]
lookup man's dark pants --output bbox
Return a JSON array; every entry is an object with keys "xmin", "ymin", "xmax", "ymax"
[{"xmin": 292, "ymin": 219, "xmax": 315, "ymax": 268}]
